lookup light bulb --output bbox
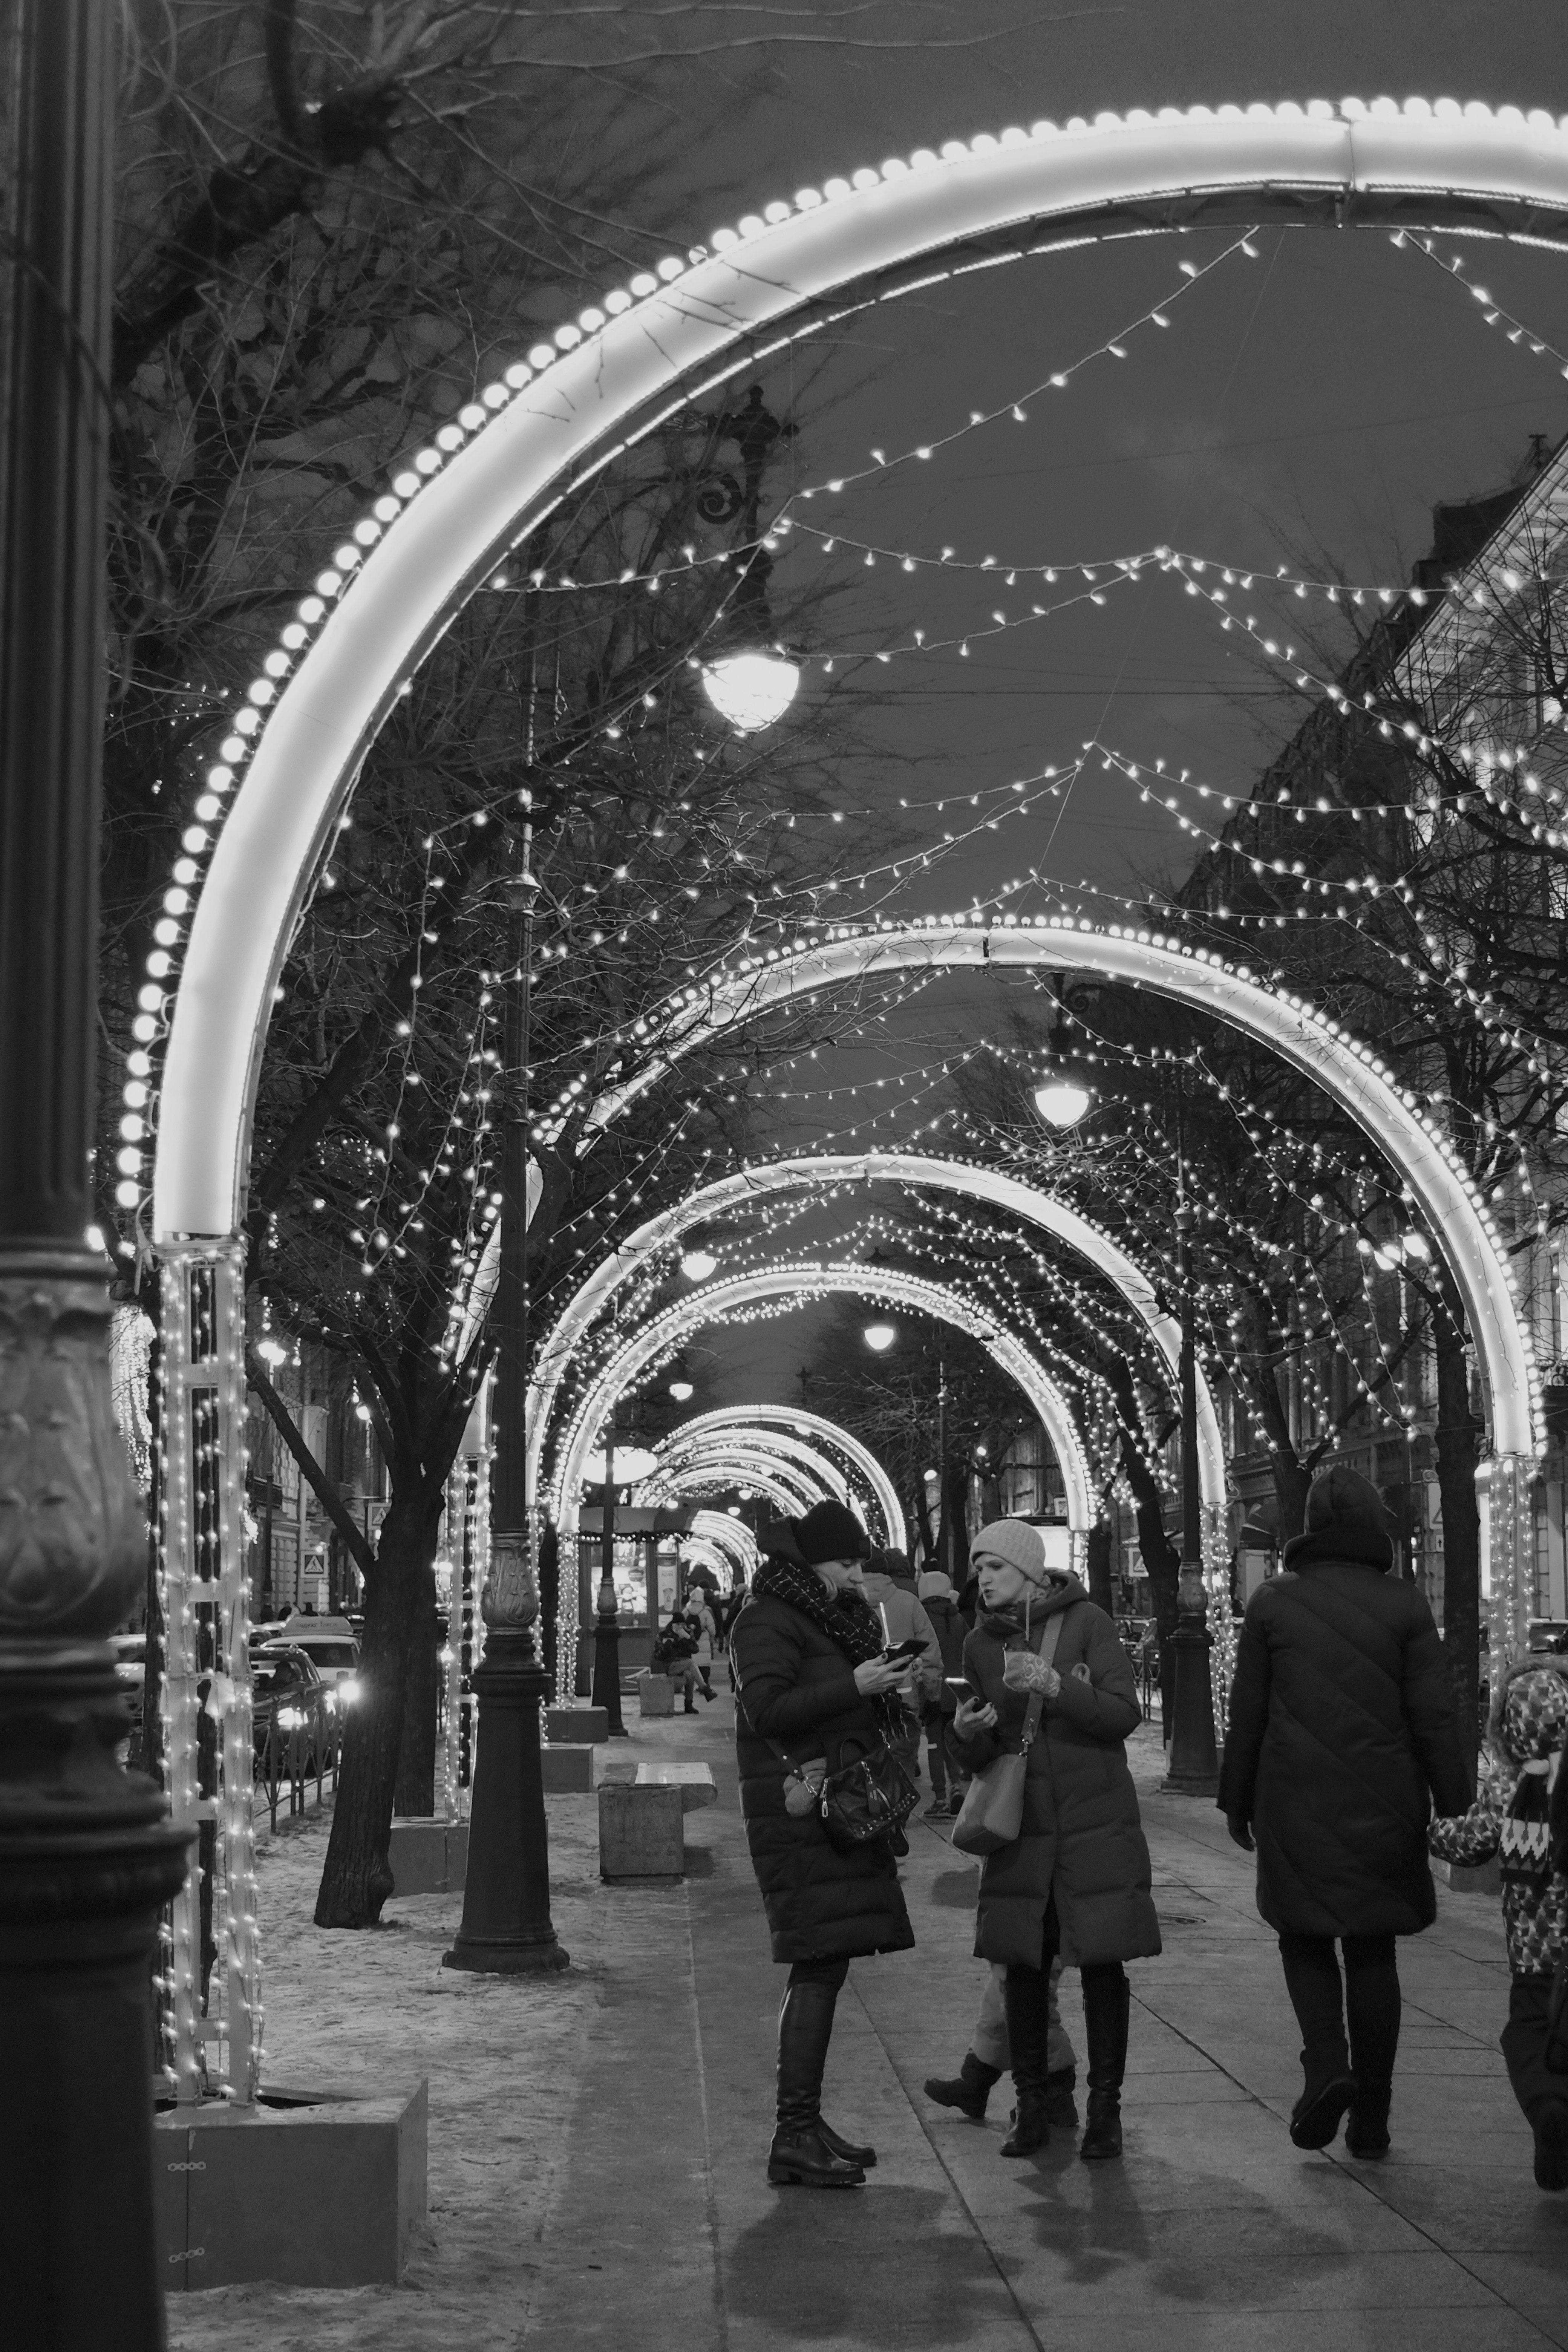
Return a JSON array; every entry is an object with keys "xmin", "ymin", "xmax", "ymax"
[
  {"xmin": 863, "ymin": 1322, "xmax": 896, "ymax": 1352},
  {"xmin": 669, "ymin": 1380, "xmax": 694, "ymax": 1401},
  {"xmin": 1032, "ymin": 1080, "xmax": 1092, "ymax": 1127},
  {"xmin": 681, "ymin": 1250, "xmax": 718, "ymax": 1281},
  {"xmin": 701, "ymin": 649, "xmax": 800, "ymax": 733}
]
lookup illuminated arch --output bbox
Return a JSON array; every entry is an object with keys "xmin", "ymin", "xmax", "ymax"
[
  {"xmin": 645, "ymin": 1429, "xmax": 851, "ymax": 1508},
  {"xmin": 548, "ymin": 1262, "xmax": 1095, "ymax": 1542},
  {"xmin": 656, "ymin": 1461, "xmax": 821, "ymax": 1520},
  {"xmin": 689, "ymin": 1509, "xmax": 759, "ymax": 1581},
  {"xmin": 655, "ymin": 1404, "xmax": 906, "ymax": 1547},
  {"xmin": 526, "ymin": 1152, "xmax": 1225, "ymax": 1514},
  {"xmin": 153, "ymin": 99, "xmax": 1568, "ymax": 1246}
]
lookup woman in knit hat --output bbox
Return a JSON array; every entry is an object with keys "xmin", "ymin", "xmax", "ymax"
[
  {"xmin": 730, "ymin": 1498, "xmax": 919, "ymax": 2190},
  {"xmin": 949, "ymin": 1517, "xmax": 1160, "ymax": 2161},
  {"xmin": 1429, "ymin": 1658, "xmax": 1568, "ymax": 2191},
  {"xmin": 1217, "ymin": 1464, "xmax": 1471, "ymax": 2159}
]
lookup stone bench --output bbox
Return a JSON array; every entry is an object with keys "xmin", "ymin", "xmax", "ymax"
[
  {"xmin": 597, "ymin": 1761, "xmax": 717, "ymax": 1882},
  {"xmin": 636, "ymin": 1670, "xmax": 675, "ymax": 1719}
]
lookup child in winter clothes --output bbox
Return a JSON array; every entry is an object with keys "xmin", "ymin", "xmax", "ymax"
[{"xmin": 1427, "ymin": 1659, "xmax": 1568, "ymax": 2191}]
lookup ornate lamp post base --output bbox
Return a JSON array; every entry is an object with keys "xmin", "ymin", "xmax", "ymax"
[
  {"xmin": 443, "ymin": 1547, "xmax": 568, "ymax": 1976},
  {"xmin": 1163, "ymin": 1563, "xmax": 1220, "ymax": 1796},
  {"xmin": 590, "ymin": 1570, "xmax": 626, "ymax": 1735}
]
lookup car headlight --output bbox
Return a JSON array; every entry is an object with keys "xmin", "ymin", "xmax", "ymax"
[
  {"xmin": 277, "ymin": 1706, "xmax": 302, "ymax": 1730},
  {"xmin": 337, "ymin": 1677, "xmax": 360, "ymax": 1704}
]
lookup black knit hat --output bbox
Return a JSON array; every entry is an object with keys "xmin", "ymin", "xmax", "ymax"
[{"xmin": 760, "ymin": 1499, "xmax": 870, "ymax": 1567}]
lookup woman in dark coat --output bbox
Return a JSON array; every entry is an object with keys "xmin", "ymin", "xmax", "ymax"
[
  {"xmin": 729, "ymin": 1499, "xmax": 919, "ymax": 2190},
  {"xmin": 1217, "ymin": 1464, "xmax": 1472, "ymax": 2156},
  {"xmin": 950, "ymin": 1519, "xmax": 1160, "ymax": 2161}
]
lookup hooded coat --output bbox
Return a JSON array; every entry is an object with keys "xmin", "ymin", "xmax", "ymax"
[
  {"xmin": 949, "ymin": 1574, "xmax": 1162, "ymax": 1968},
  {"xmin": 1427, "ymin": 1661, "xmax": 1568, "ymax": 1978},
  {"xmin": 730, "ymin": 1580, "xmax": 915, "ymax": 1965},
  {"xmin": 1216, "ymin": 1465, "xmax": 1473, "ymax": 1939}
]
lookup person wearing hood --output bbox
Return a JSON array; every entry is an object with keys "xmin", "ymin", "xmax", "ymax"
[
  {"xmin": 949, "ymin": 1519, "xmax": 1160, "ymax": 2161},
  {"xmin": 862, "ymin": 1547, "xmax": 941, "ymax": 1792},
  {"xmin": 1428, "ymin": 1658, "xmax": 1568, "ymax": 2191},
  {"xmin": 1217, "ymin": 1465, "xmax": 1472, "ymax": 2159},
  {"xmin": 917, "ymin": 1566, "xmax": 970, "ymax": 1818},
  {"xmin": 729, "ymin": 1500, "xmax": 919, "ymax": 2191}
]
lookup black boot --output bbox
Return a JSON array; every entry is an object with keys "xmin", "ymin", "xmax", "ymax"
[
  {"xmin": 923, "ymin": 2052, "xmax": 1000, "ymax": 2122},
  {"xmin": 1079, "ymin": 1969, "xmax": 1129, "ymax": 2161},
  {"xmin": 1289, "ymin": 2046, "xmax": 1357, "ymax": 2150},
  {"xmin": 1045, "ymin": 2067, "xmax": 1080, "ymax": 2129},
  {"xmin": 818, "ymin": 2118, "xmax": 877, "ymax": 2168},
  {"xmin": 1000, "ymin": 1971, "xmax": 1050, "ymax": 2156},
  {"xmin": 683, "ymin": 1697, "xmax": 697, "ymax": 1714},
  {"xmin": 767, "ymin": 1977, "xmax": 865, "ymax": 2188},
  {"xmin": 1344, "ymin": 2082, "xmax": 1392, "ymax": 2159}
]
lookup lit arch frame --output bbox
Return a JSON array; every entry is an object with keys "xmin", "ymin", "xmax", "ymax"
[
  {"xmin": 655, "ymin": 1460, "xmax": 822, "ymax": 1520},
  {"xmin": 548, "ymin": 1262, "xmax": 1096, "ymax": 1629},
  {"xmin": 689, "ymin": 1508, "xmax": 760, "ymax": 1582},
  {"xmin": 154, "ymin": 97, "xmax": 1568, "ymax": 1244},
  {"xmin": 653, "ymin": 1404, "xmax": 906, "ymax": 1548},
  {"xmin": 525, "ymin": 1153, "xmax": 1226, "ymax": 1518},
  {"xmin": 643, "ymin": 1430, "xmax": 850, "ymax": 1512}
]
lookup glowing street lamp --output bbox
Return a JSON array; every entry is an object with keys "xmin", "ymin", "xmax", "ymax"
[
  {"xmin": 669, "ymin": 1379, "xmax": 695, "ymax": 1401},
  {"xmin": 863, "ymin": 1321, "xmax": 896, "ymax": 1353},
  {"xmin": 1032, "ymin": 1079, "xmax": 1092, "ymax": 1128},
  {"xmin": 701, "ymin": 648, "xmax": 801, "ymax": 734},
  {"xmin": 681, "ymin": 1248, "xmax": 718, "ymax": 1281}
]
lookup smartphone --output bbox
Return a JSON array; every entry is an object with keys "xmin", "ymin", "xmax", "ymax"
[
  {"xmin": 881, "ymin": 1636, "xmax": 928, "ymax": 1662},
  {"xmin": 945, "ymin": 1675, "xmax": 975, "ymax": 1701}
]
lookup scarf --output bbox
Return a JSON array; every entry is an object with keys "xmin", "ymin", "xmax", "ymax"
[
  {"xmin": 1502, "ymin": 1749, "xmax": 1565, "ymax": 1885},
  {"xmin": 753, "ymin": 1557, "xmax": 884, "ymax": 1665}
]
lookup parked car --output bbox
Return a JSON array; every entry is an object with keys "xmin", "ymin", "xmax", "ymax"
[
  {"xmin": 251, "ymin": 1644, "xmax": 328, "ymax": 1767},
  {"xmin": 1528, "ymin": 1619, "xmax": 1568, "ymax": 1655}
]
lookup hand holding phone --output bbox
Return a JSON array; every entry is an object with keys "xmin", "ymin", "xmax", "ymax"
[
  {"xmin": 945, "ymin": 1675, "xmax": 975, "ymax": 1703},
  {"xmin": 880, "ymin": 1635, "xmax": 928, "ymax": 1662}
]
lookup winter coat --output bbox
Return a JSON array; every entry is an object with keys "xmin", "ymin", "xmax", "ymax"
[
  {"xmin": 1427, "ymin": 1662, "xmax": 1568, "ymax": 1978},
  {"xmin": 921, "ymin": 1593, "xmax": 968, "ymax": 1717},
  {"xmin": 686, "ymin": 1603, "xmax": 716, "ymax": 1666},
  {"xmin": 859, "ymin": 1571, "xmax": 942, "ymax": 1704},
  {"xmin": 730, "ymin": 1589, "xmax": 915, "ymax": 1965},
  {"xmin": 949, "ymin": 1576, "xmax": 1162, "ymax": 1969},
  {"xmin": 1217, "ymin": 1542, "xmax": 1473, "ymax": 1939}
]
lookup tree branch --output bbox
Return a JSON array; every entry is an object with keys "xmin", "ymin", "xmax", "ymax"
[{"xmin": 246, "ymin": 1349, "xmax": 379, "ymax": 1579}]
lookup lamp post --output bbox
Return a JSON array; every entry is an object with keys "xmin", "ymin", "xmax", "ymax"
[
  {"xmin": 591, "ymin": 1412, "xmax": 625, "ymax": 1733},
  {"xmin": 937, "ymin": 1355, "xmax": 951, "ymax": 1581},
  {"xmin": 1163, "ymin": 1171, "xmax": 1220, "ymax": 1796},
  {"xmin": 0, "ymin": 6, "xmax": 193, "ymax": 2339},
  {"xmin": 444, "ymin": 828, "xmax": 567, "ymax": 1974}
]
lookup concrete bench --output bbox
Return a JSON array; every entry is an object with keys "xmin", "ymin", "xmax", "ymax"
[
  {"xmin": 597, "ymin": 1761, "xmax": 717, "ymax": 1882},
  {"xmin": 545, "ymin": 1705, "xmax": 609, "ymax": 1745},
  {"xmin": 636, "ymin": 1671, "xmax": 675, "ymax": 1719}
]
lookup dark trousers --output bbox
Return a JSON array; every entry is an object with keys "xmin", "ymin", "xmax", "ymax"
[
  {"xmin": 1003, "ymin": 1897, "xmax": 1125, "ymax": 2058},
  {"xmin": 923, "ymin": 1710, "xmax": 950, "ymax": 1797},
  {"xmin": 1277, "ymin": 1932, "xmax": 1400, "ymax": 2085},
  {"xmin": 787, "ymin": 1955, "xmax": 850, "ymax": 1994},
  {"xmin": 1501, "ymin": 1975, "xmax": 1567, "ymax": 2124}
]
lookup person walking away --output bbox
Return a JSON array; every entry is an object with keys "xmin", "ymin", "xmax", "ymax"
[
  {"xmin": 950, "ymin": 1519, "xmax": 1159, "ymax": 2161},
  {"xmin": 862, "ymin": 1547, "xmax": 941, "ymax": 1792},
  {"xmin": 687, "ymin": 1596, "xmax": 719, "ymax": 1703},
  {"xmin": 917, "ymin": 1567, "xmax": 970, "ymax": 1818},
  {"xmin": 924, "ymin": 1958, "xmax": 1079, "ymax": 2126},
  {"xmin": 730, "ymin": 1501, "xmax": 918, "ymax": 2188},
  {"xmin": 1428, "ymin": 1659, "xmax": 1568, "ymax": 2190},
  {"xmin": 1217, "ymin": 1465, "xmax": 1472, "ymax": 2156}
]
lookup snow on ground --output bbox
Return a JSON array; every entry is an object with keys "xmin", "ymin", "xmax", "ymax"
[{"xmin": 167, "ymin": 1790, "xmax": 604, "ymax": 2352}]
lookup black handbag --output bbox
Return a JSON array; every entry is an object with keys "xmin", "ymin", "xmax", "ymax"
[{"xmin": 817, "ymin": 1734, "xmax": 919, "ymax": 1854}]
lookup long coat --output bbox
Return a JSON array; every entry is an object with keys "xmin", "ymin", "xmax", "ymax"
[
  {"xmin": 950, "ymin": 1578, "xmax": 1162, "ymax": 1969},
  {"xmin": 1216, "ymin": 1548, "xmax": 1473, "ymax": 1937},
  {"xmin": 730, "ymin": 1589, "xmax": 915, "ymax": 1965}
]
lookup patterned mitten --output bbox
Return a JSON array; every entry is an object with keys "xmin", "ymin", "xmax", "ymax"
[{"xmin": 1001, "ymin": 1649, "xmax": 1061, "ymax": 1698}]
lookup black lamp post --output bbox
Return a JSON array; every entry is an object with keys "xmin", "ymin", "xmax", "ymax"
[
  {"xmin": 1163, "ymin": 1179, "xmax": 1220, "ymax": 1796},
  {"xmin": 0, "ymin": 6, "xmax": 193, "ymax": 2340},
  {"xmin": 444, "ymin": 831, "xmax": 567, "ymax": 1974},
  {"xmin": 591, "ymin": 1413, "xmax": 626, "ymax": 1733}
]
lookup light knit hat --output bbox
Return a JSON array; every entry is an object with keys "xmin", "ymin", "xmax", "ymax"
[{"xmin": 970, "ymin": 1519, "xmax": 1049, "ymax": 1583}]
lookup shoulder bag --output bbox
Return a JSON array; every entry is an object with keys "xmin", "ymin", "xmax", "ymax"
[{"xmin": 951, "ymin": 1608, "xmax": 1064, "ymax": 1857}]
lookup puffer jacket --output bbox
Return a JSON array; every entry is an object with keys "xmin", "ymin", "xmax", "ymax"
[
  {"xmin": 949, "ymin": 1576, "xmax": 1161, "ymax": 1969},
  {"xmin": 1428, "ymin": 1661, "xmax": 1568, "ymax": 1977},
  {"xmin": 1217, "ymin": 1536, "xmax": 1472, "ymax": 1938},
  {"xmin": 730, "ymin": 1589, "xmax": 914, "ymax": 1965}
]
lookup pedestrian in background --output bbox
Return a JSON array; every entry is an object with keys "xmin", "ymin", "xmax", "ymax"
[
  {"xmin": 730, "ymin": 1501, "xmax": 918, "ymax": 2190},
  {"xmin": 862, "ymin": 1547, "xmax": 941, "ymax": 1790},
  {"xmin": 1218, "ymin": 1465, "xmax": 1471, "ymax": 2157},
  {"xmin": 917, "ymin": 1566, "xmax": 970, "ymax": 1818},
  {"xmin": 950, "ymin": 1520, "xmax": 1159, "ymax": 2160},
  {"xmin": 1429, "ymin": 1660, "xmax": 1568, "ymax": 2191},
  {"xmin": 925, "ymin": 1958, "xmax": 1079, "ymax": 2128},
  {"xmin": 686, "ymin": 1596, "xmax": 718, "ymax": 1703}
]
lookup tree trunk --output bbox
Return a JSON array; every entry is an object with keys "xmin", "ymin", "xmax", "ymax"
[
  {"xmin": 1433, "ymin": 1292, "xmax": 1483, "ymax": 1770},
  {"xmin": 314, "ymin": 1487, "xmax": 441, "ymax": 1928},
  {"xmin": 1086, "ymin": 1515, "xmax": 1115, "ymax": 1617},
  {"xmin": 392, "ymin": 1553, "xmax": 439, "ymax": 1817}
]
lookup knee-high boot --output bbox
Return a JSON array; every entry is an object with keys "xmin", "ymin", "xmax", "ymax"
[
  {"xmin": 768, "ymin": 1977, "xmax": 865, "ymax": 2188},
  {"xmin": 1000, "ymin": 1971, "xmax": 1050, "ymax": 2156},
  {"xmin": 1079, "ymin": 1969, "xmax": 1130, "ymax": 2161}
]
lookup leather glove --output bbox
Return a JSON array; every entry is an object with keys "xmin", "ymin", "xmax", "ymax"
[
  {"xmin": 1226, "ymin": 1813, "xmax": 1255, "ymax": 1853},
  {"xmin": 1002, "ymin": 1649, "xmax": 1061, "ymax": 1699}
]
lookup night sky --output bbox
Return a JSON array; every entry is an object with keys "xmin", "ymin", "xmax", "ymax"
[{"xmin": 604, "ymin": 2, "xmax": 1568, "ymax": 1415}]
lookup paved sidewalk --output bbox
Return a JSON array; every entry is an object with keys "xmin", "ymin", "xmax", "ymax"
[{"xmin": 524, "ymin": 1696, "xmax": 1568, "ymax": 2352}]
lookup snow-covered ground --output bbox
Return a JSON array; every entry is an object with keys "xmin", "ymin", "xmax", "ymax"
[{"xmin": 168, "ymin": 1790, "xmax": 605, "ymax": 2352}]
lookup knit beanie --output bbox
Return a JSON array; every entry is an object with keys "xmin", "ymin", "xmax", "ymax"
[
  {"xmin": 917, "ymin": 1570, "xmax": 954, "ymax": 1600},
  {"xmin": 970, "ymin": 1519, "xmax": 1049, "ymax": 1583},
  {"xmin": 759, "ymin": 1498, "xmax": 870, "ymax": 1568}
]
